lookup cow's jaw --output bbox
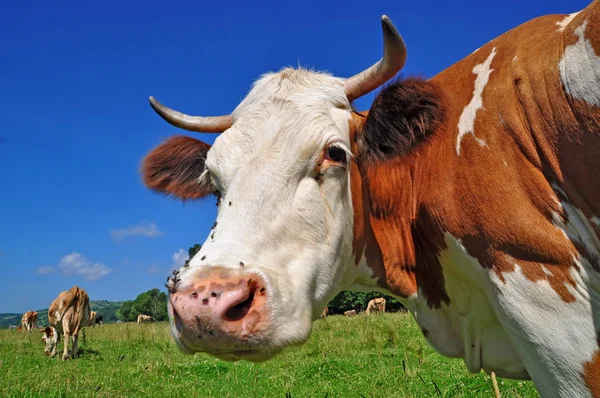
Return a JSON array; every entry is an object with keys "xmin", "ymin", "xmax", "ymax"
[{"xmin": 166, "ymin": 69, "xmax": 359, "ymax": 361}]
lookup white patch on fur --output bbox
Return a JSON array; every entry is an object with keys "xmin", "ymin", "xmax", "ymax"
[
  {"xmin": 512, "ymin": 56, "xmax": 517, "ymax": 63},
  {"xmin": 557, "ymin": 12, "xmax": 580, "ymax": 32},
  {"xmin": 428, "ymin": 234, "xmax": 528, "ymax": 377},
  {"xmin": 551, "ymin": 183, "xmax": 600, "ymax": 261},
  {"xmin": 472, "ymin": 47, "xmax": 480, "ymax": 54},
  {"xmin": 559, "ymin": 19, "xmax": 600, "ymax": 107},
  {"xmin": 489, "ymin": 259, "xmax": 598, "ymax": 398},
  {"xmin": 456, "ymin": 47, "xmax": 497, "ymax": 155}
]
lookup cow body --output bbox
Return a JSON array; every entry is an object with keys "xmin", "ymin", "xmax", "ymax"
[
  {"xmin": 19, "ymin": 311, "xmax": 38, "ymax": 334},
  {"xmin": 366, "ymin": 298, "xmax": 385, "ymax": 314},
  {"xmin": 142, "ymin": 2, "xmax": 600, "ymax": 396},
  {"xmin": 88, "ymin": 311, "xmax": 97, "ymax": 327},
  {"xmin": 137, "ymin": 314, "xmax": 153, "ymax": 324},
  {"xmin": 344, "ymin": 310, "xmax": 357, "ymax": 317},
  {"xmin": 41, "ymin": 286, "xmax": 90, "ymax": 360}
]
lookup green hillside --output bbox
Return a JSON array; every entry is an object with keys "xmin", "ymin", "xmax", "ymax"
[{"xmin": 0, "ymin": 300, "xmax": 123, "ymax": 329}]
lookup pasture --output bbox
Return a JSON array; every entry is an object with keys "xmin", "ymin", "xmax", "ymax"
[{"xmin": 0, "ymin": 313, "xmax": 538, "ymax": 397}]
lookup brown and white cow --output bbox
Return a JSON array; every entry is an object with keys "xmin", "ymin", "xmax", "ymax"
[
  {"xmin": 137, "ymin": 314, "xmax": 153, "ymax": 324},
  {"xmin": 320, "ymin": 306, "xmax": 329, "ymax": 318},
  {"xmin": 344, "ymin": 310, "xmax": 357, "ymax": 317},
  {"xmin": 88, "ymin": 311, "xmax": 97, "ymax": 327},
  {"xmin": 19, "ymin": 311, "xmax": 38, "ymax": 334},
  {"xmin": 366, "ymin": 298, "xmax": 386, "ymax": 315},
  {"xmin": 142, "ymin": 2, "xmax": 600, "ymax": 396},
  {"xmin": 40, "ymin": 286, "xmax": 90, "ymax": 360}
]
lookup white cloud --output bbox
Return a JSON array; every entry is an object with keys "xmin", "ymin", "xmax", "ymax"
[
  {"xmin": 148, "ymin": 265, "xmax": 161, "ymax": 275},
  {"xmin": 58, "ymin": 252, "xmax": 112, "ymax": 281},
  {"xmin": 111, "ymin": 221, "xmax": 164, "ymax": 242},
  {"xmin": 36, "ymin": 266, "xmax": 55, "ymax": 275},
  {"xmin": 172, "ymin": 249, "xmax": 188, "ymax": 269}
]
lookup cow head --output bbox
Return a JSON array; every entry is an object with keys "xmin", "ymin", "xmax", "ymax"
[
  {"xmin": 39, "ymin": 326, "xmax": 59, "ymax": 357},
  {"xmin": 142, "ymin": 16, "xmax": 443, "ymax": 362}
]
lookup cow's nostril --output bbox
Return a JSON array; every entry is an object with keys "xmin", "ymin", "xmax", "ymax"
[{"xmin": 225, "ymin": 289, "xmax": 256, "ymax": 322}]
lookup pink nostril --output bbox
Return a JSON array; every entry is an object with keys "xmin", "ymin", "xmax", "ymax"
[{"xmin": 212, "ymin": 280, "xmax": 260, "ymax": 323}]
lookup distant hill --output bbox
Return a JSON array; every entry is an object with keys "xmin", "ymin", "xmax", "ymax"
[{"xmin": 0, "ymin": 300, "xmax": 123, "ymax": 329}]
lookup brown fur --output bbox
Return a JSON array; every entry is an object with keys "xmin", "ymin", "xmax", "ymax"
[
  {"xmin": 141, "ymin": 135, "xmax": 213, "ymax": 200},
  {"xmin": 365, "ymin": 298, "xmax": 386, "ymax": 314},
  {"xmin": 137, "ymin": 314, "xmax": 153, "ymax": 324},
  {"xmin": 19, "ymin": 311, "xmax": 38, "ymax": 333},
  {"xmin": 45, "ymin": 286, "xmax": 90, "ymax": 360}
]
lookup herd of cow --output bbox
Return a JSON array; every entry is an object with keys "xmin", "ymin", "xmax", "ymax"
[{"xmin": 13, "ymin": 286, "xmax": 153, "ymax": 360}]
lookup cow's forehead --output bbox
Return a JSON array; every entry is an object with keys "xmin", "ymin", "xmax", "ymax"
[{"xmin": 207, "ymin": 67, "xmax": 353, "ymax": 174}]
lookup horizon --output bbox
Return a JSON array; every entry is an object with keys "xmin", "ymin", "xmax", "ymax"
[{"xmin": 0, "ymin": 0, "xmax": 587, "ymax": 313}]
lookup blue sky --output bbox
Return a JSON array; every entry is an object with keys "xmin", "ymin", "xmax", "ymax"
[{"xmin": 0, "ymin": 0, "xmax": 587, "ymax": 313}]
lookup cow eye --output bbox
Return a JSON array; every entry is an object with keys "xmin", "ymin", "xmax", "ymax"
[{"xmin": 325, "ymin": 145, "xmax": 347, "ymax": 164}]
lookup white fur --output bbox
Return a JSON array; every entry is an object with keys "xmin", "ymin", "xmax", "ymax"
[
  {"xmin": 557, "ymin": 12, "xmax": 580, "ymax": 32},
  {"xmin": 181, "ymin": 68, "xmax": 357, "ymax": 349},
  {"xmin": 489, "ymin": 259, "xmax": 598, "ymax": 398},
  {"xmin": 456, "ymin": 48, "xmax": 496, "ymax": 155},
  {"xmin": 559, "ymin": 19, "xmax": 600, "ymax": 107}
]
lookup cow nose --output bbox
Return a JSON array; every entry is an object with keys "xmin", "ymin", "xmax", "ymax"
[{"xmin": 169, "ymin": 267, "xmax": 268, "ymax": 353}]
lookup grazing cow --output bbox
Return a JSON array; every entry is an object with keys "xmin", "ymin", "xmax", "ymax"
[
  {"xmin": 344, "ymin": 310, "xmax": 357, "ymax": 317},
  {"xmin": 366, "ymin": 298, "xmax": 386, "ymax": 315},
  {"xmin": 320, "ymin": 306, "xmax": 329, "ymax": 318},
  {"xmin": 88, "ymin": 311, "xmax": 97, "ymax": 327},
  {"xmin": 95, "ymin": 314, "xmax": 104, "ymax": 326},
  {"xmin": 8, "ymin": 325, "xmax": 17, "ymax": 330},
  {"xmin": 40, "ymin": 286, "xmax": 90, "ymax": 360},
  {"xmin": 142, "ymin": 2, "xmax": 600, "ymax": 396},
  {"xmin": 137, "ymin": 314, "xmax": 153, "ymax": 324},
  {"xmin": 19, "ymin": 311, "xmax": 38, "ymax": 334}
]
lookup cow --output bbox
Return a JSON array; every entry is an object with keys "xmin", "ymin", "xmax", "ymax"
[
  {"xmin": 137, "ymin": 314, "xmax": 153, "ymax": 324},
  {"xmin": 95, "ymin": 314, "xmax": 104, "ymax": 326},
  {"xmin": 40, "ymin": 286, "xmax": 90, "ymax": 360},
  {"xmin": 366, "ymin": 298, "xmax": 386, "ymax": 315},
  {"xmin": 344, "ymin": 310, "xmax": 357, "ymax": 317},
  {"xmin": 88, "ymin": 311, "xmax": 97, "ymax": 327},
  {"xmin": 141, "ymin": 2, "xmax": 600, "ymax": 396},
  {"xmin": 18, "ymin": 311, "xmax": 38, "ymax": 334},
  {"xmin": 8, "ymin": 325, "xmax": 17, "ymax": 330},
  {"xmin": 320, "ymin": 306, "xmax": 329, "ymax": 318}
]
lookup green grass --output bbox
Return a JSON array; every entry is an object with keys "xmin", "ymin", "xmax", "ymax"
[{"xmin": 0, "ymin": 312, "xmax": 538, "ymax": 397}]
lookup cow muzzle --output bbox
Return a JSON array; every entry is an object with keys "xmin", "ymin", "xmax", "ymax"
[{"xmin": 168, "ymin": 266, "xmax": 275, "ymax": 361}]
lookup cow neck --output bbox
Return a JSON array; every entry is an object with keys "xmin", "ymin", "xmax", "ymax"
[{"xmin": 349, "ymin": 113, "xmax": 451, "ymax": 309}]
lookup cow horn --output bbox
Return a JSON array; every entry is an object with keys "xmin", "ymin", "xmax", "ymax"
[
  {"xmin": 148, "ymin": 96, "xmax": 233, "ymax": 133},
  {"xmin": 344, "ymin": 15, "xmax": 407, "ymax": 102}
]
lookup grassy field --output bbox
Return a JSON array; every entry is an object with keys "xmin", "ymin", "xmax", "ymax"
[{"xmin": 0, "ymin": 312, "xmax": 538, "ymax": 397}]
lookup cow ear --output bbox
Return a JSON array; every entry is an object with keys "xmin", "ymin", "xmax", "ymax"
[
  {"xmin": 358, "ymin": 77, "xmax": 446, "ymax": 162},
  {"xmin": 141, "ymin": 135, "xmax": 213, "ymax": 200}
]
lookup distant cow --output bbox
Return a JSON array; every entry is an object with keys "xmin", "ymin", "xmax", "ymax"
[
  {"xmin": 366, "ymin": 298, "xmax": 386, "ymax": 315},
  {"xmin": 8, "ymin": 325, "xmax": 17, "ymax": 330},
  {"xmin": 344, "ymin": 310, "xmax": 357, "ymax": 317},
  {"xmin": 320, "ymin": 306, "xmax": 329, "ymax": 319},
  {"xmin": 40, "ymin": 286, "xmax": 90, "ymax": 360},
  {"xmin": 19, "ymin": 311, "xmax": 38, "ymax": 334},
  {"xmin": 137, "ymin": 314, "xmax": 153, "ymax": 324},
  {"xmin": 88, "ymin": 311, "xmax": 97, "ymax": 327},
  {"xmin": 95, "ymin": 315, "xmax": 104, "ymax": 326}
]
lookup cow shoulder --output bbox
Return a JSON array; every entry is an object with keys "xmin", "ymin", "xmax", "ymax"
[
  {"xmin": 141, "ymin": 135, "xmax": 213, "ymax": 200},
  {"xmin": 359, "ymin": 77, "xmax": 447, "ymax": 162}
]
